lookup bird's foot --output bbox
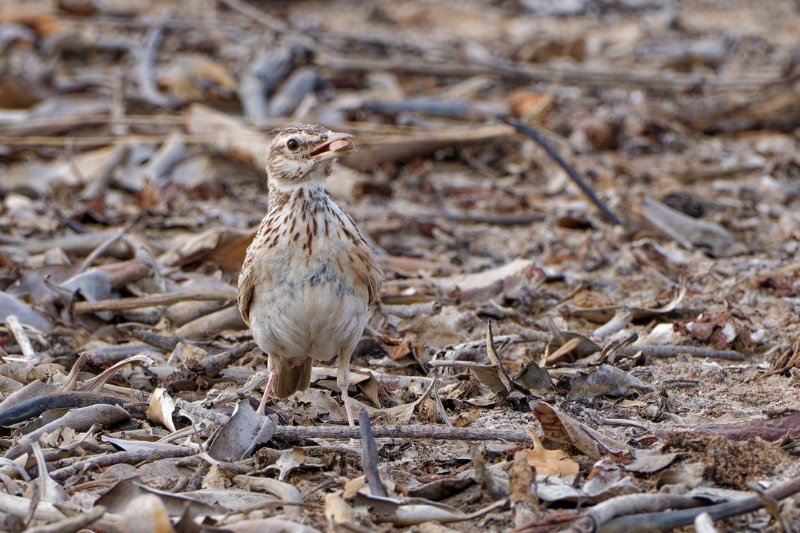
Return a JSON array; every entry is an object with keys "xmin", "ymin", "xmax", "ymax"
[{"xmin": 256, "ymin": 371, "xmax": 277, "ymax": 415}]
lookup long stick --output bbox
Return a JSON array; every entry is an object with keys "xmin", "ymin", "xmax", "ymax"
[
  {"xmin": 274, "ymin": 424, "xmax": 532, "ymax": 443},
  {"xmin": 73, "ymin": 290, "xmax": 237, "ymax": 313},
  {"xmin": 599, "ymin": 474, "xmax": 800, "ymax": 532},
  {"xmin": 444, "ymin": 333, "xmax": 744, "ymax": 361},
  {"xmin": 498, "ymin": 116, "xmax": 623, "ymax": 226}
]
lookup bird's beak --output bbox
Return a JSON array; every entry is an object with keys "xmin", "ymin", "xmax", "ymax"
[{"xmin": 309, "ymin": 132, "xmax": 355, "ymax": 161}]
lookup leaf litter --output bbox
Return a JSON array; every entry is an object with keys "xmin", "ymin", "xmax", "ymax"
[{"xmin": 1, "ymin": 0, "xmax": 800, "ymax": 531}]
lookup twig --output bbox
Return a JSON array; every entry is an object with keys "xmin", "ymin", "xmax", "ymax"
[
  {"xmin": 143, "ymin": 132, "xmax": 186, "ymax": 184},
  {"xmin": 201, "ymin": 340, "xmax": 258, "ymax": 377},
  {"xmin": 135, "ymin": 10, "xmax": 173, "ymax": 107},
  {"xmin": 25, "ymin": 505, "xmax": 106, "ymax": 533},
  {"xmin": 359, "ymin": 409, "xmax": 387, "ymax": 497},
  {"xmin": 317, "ymin": 54, "xmax": 778, "ymax": 91},
  {"xmin": 410, "ymin": 211, "xmax": 547, "ymax": 225},
  {"xmin": 432, "ymin": 379, "xmax": 452, "ymax": 427},
  {"xmin": 0, "ymin": 393, "xmax": 126, "ymax": 427},
  {"xmin": 443, "ymin": 333, "xmax": 551, "ymax": 360},
  {"xmin": 274, "ymin": 424, "xmax": 532, "ymax": 443},
  {"xmin": 598, "ymin": 474, "xmax": 800, "ymax": 532},
  {"xmin": 76, "ymin": 226, "xmax": 129, "ymax": 273},
  {"xmin": 625, "ymin": 344, "xmax": 744, "ymax": 361},
  {"xmin": 0, "ymin": 231, "xmax": 132, "ymax": 258},
  {"xmin": 49, "ymin": 447, "xmax": 195, "ymax": 482},
  {"xmin": 584, "ymin": 494, "xmax": 704, "ymax": 529},
  {"xmin": 498, "ymin": 116, "xmax": 623, "ymax": 226},
  {"xmin": 442, "ymin": 332, "xmax": 745, "ymax": 361},
  {"xmin": 6, "ymin": 404, "xmax": 130, "ymax": 460},
  {"xmin": 73, "ymin": 290, "xmax": 237, "ymax": 314},
  {"xmin": 4, "ymin": 315, "xmax": 37, "ymax": 363},
  {"xmin": 175, "ymin": 399, "xmax": 231, "ymax": 426},
  {"xmin": 81, "ymin": 354, "xmax": 154, "ymax": 392},
  {"xmin": 428, "ymin": 361, "xmax": 496, "ymax": 370},
  {"xmin": 217, "ymin": 0, "xmax": 286, "ymax": 33},
  {"xmin": 131, "ymin": 330, "xmax": 180, "ymax": 351}
]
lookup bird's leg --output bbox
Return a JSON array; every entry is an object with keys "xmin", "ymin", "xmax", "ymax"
[
  {"xmin": 257, "ymin": 370, "xmax": 276, "ymax": 415},
  {"xmin": 336, "ymin": 351, "xmax": 355, "ymax": 427},
  {"xmin": 341, "ymin": 384, "xmax": 355, "ymax": 428}
]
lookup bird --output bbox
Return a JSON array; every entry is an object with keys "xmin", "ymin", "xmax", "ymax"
[{"xmin": 237, "ymin": 124, "xmax": 381, "ymax": 427}]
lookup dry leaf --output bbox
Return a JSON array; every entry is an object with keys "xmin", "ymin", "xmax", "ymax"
[
  {"xmin": 124, "ymin": 494, "xmax": 175, "ymax": 533},
  {"xmin": 146, "ymin": 387, "xmax": 176, "ymax": 432},
  {"xmin": 434, "ymin": 259, "xmax": 542, "ymax": 303},
  {"xmin": 566, "ymin": 365, "xmax": 649, "ymax": 401},
  {"xmin": 325, "ymin": 493, "xmax": 355, "ymax": 527},
  {"xmin": 533, "ymin": 401, "xmax": 631, "ymax": 460},
  {"xmin": 522, "ymin": 431, "xmax": 580, "ymax": 478}
]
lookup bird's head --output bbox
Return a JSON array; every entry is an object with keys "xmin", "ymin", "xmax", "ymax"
[{"xmin": 265, "ymin": 124, "xmax": 355, "ymax": 186}]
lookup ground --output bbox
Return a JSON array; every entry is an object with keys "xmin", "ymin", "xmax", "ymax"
[{"xmin": 1, "ymin": 0, "xmax": 800, "ymax": 531}]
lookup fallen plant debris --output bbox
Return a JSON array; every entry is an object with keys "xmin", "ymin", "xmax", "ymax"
[{"xmin": 1, "ymin": 0, "xmax": 799, "ymax": 531}]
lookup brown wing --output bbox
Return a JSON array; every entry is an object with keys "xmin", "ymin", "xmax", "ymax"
[
  {"xmin": 350, "ymin": 247, "xmax": 382, "ymax": 307},
  {"xmin": 341, "ymin": 212, "xmax": 382, "ymax": 306},
  {"xmin": 237, "ymin": 251, "xmax": 262, "ymax": 326}
]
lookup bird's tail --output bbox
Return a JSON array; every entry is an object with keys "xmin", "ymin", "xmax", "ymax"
[{"xmin": 271, "ymin": 356, "xmax": 312, "ymax": 399}]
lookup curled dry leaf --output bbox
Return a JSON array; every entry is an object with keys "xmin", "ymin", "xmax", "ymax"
[
  {"xmin": 533, "ymin": 401, "xmax": 631, "ymax": 460},
  {"xmin": 0, "ymin": 292, "xmax": 52, "ymax": 332},
  {"xmin": 234, "ymin": 474, "xmax": 303, "ymax": 503},
  {"xmin": 566, "ymin": 364, "xmax": 649, "ymax": 401},
  {"xmin": 124, "ymin": 494, "xmax": 175, "ymax": 533},
  {"xmin": 623, "ymin": 451, "xmax": 680, "ymax": 474},
  {"xmin": 536, "ymin": 459, "xmax": 639, "ymax": 504},
  {"xmin": 544, "ymin": 317, "xmax": 601, "ymax": 364},
  {"xmin": 325, "ymin": 492, "xmax": 355, "ymax": 527},
  {"xmin": 147, "ymin": 387, "xmax": 176, "ymax": 432},
  {"xmin": 207, "ymin": 400, "xmax": 276, "ymax": 461},
  {"xmin": 639, "ymin": 197, "xmax": 741, "ymax": 257},
  {"xmin": 159, "ymin": 226, "xmax": 256, "ymax": 271},
  {"xmin": 267, "ymin": 448, "xmax": 326, "ymax": 481},
  {"xmin": 523, "ymin": 431, "xmax": 580, "ymax": 478}
]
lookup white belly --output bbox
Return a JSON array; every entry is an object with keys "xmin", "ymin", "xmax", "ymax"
[{"xmin": 248, "ymin": 275, "xmax": 368, "ymax": 363}]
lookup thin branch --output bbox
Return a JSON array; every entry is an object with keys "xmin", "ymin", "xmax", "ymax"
[
  {"xmin": 627, "ymin": 343, "xmax": 744, "ymax": 361},
  {"xmin": 598, "ymin": 474, "xmax": 800, "ymax": 532},
  {"xmin": 135, "ymin": 10, "xmax": 173, "ymax": 107},
  {"xmin": 76, "ymin": 226, "xmax": 129, "ymax": 274},
  {"xmin": 441, "ymin": 332, "xmax": 744, "ymax": 361},
  {"xmin": 0, "ymin": 393, "xmax": 126, "ymax": 427},
  {"xmin": 73, "ymin": 290, "xmax": 237, "ymax": 314},
  {"xmin": 498, "ymin": 116, "xmax": 623, "ymax": 226},
  {"xmin": 317, "ymin": 54, "xmax": 778, "ymax": 91},
  {"xmin": 4, "ymin": 315, "xmax": 37, "ymax": 363},
  {"xmin": 217, "ymin": 0, "xmax": 286, "ymax": 33},
  {"xmin": 274, "ymin": 424, "xmax": 532, "ymax": 443},
  {"xmin": 25, "ymin": 505, "xmax": 106, "ymax": 533},
  {"xmin": 49, "ymin": 447, "xmax": 195, "ymax": 482}
]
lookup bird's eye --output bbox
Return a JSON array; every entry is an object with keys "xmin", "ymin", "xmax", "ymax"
[{"xmin": 286, "ymin": 138, "xmax": 300, "ymax": 151}]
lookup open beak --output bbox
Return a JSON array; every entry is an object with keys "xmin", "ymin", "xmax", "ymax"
[{"xmin": 309, "ymin": 132, "xmax": 355, "ymax": 160}]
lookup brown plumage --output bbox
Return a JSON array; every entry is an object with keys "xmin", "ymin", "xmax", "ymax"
[{"xmin": 237, "ymin": 124, "xmax": 381, "ymax": 425}]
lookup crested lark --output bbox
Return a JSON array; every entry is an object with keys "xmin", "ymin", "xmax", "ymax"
[{"xmin": 238, "ymin": 124, "xmax": 381, "ymax": 426}]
